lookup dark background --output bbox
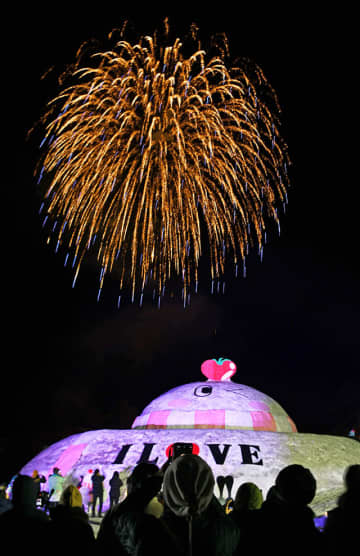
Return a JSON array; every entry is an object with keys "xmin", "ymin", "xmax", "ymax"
[{"xmin": 2, "ymin": 7, "xmax": 359, "ymax": 482}]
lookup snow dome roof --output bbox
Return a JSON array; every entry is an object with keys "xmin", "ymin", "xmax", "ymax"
[{"xmin": 132, "ymin": 359, "xmax": 297, "ymax": 433}]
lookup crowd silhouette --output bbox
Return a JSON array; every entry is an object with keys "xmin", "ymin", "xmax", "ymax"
[{"xmin": 0, "ymin": 458, "xmax": 358, "ymax": 556}]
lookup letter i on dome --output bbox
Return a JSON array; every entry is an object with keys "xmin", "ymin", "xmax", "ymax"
[{"xmin": 201, "ymin": 358, "xmax": 237, "ymax": 381}]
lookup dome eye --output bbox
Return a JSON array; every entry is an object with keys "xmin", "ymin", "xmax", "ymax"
[{"xmin": 194, "ymin": 385, "xmax": 213, "ymax": 397}]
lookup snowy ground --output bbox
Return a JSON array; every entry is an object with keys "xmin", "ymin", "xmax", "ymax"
[{"xmin": 89, "ymin": 516, "xmax": 102, "ymax": 537}]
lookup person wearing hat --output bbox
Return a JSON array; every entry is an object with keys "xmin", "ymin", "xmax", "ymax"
[
  {"xmin": 48, "ymin": 468, "xmax": 64, "ymax": 510},
  {"xmin": 48, "ymin": 485, "xmax": 95, "ymax": 553},
  {"xmin": 161, "ymin": 454, "xmax": 240, "ymax": 556},
  {"xmin": 233, "ymin": 481, "xmax": 263, "ymax": 513},
  {"xmin": 228, "ymin": 481, "xmax": 263, "ymax": 533}
]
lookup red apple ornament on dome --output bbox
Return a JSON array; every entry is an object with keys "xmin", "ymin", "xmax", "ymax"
[{"xmin": 201, "ymin": 358, "xmax": 237, "ymax": 381}]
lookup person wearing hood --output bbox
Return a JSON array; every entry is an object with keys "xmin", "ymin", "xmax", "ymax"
[
  {"xmin": 97, "ymin": 462, "xmax": 178, "ymax": 556},
  {"xmin": 0, "ymin": 474, "xmax": 51, "ymax": 548},
  {"xmin": 323, "ymin": 464, "xmax": 360, "ymax": 554},
  {"xmin": 48, "ymin": 484, "xmax": 95, "ymax": 555},
  {"xmin": 161, "ymin": 454, "xmax": 240, "ymax": 556},
  {"xmin": 236, "ymin": 464, "xmax": 322, "ymax": 555},
  {"xmin": 109, "ymin": 470, "xmax": 123, "ymax": 509}
]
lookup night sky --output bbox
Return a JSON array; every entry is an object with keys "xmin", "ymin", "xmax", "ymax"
[{"xmin": 2, "ymin": 8, "xmax": 359, "ymax": 482}]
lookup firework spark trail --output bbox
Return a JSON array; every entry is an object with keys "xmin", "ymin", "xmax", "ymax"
[{"xmin": 37, "ymin": 24, "xmax": 290, "ymax": 305}]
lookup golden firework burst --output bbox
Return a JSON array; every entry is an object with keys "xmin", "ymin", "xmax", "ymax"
[{"xmin": 37, "ymin": 23, "xmax": 290, "ymax": 306}]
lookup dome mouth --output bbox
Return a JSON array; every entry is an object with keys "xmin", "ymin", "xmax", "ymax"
[{"xmin": 131, "ymin": 359, "xmax": 297, "ymax": 433}]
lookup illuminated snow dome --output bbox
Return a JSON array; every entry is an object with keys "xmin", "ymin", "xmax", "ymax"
[
  {"xmin": 18, "ymin": 357, "xmax": 360, "ymax": 517},
  {"xmin": 132, "ymin": 358, "xmax": 297, "ymax": 433}
]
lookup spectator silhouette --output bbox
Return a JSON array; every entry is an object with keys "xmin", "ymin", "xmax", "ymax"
[
  {"xmin": 0, "ymin": 474, "xmax": 50, "ymax": 548},
  {"xmin": 228, "ymin": 481, "xmax": 263, "ymax": 536},
  {"xmin": 323, "ymin": 464, "xmax": 360, "ymax": 554},
  {"xmin": 91, "ymin": 469, "xmax": 105, "ymax": 517},
  {"xmin": 236, "ymin": 464, "xmax": 322, "ymax": 555},
  {"xmin": 162, "ymin": 454, "xmax": 240, "ymax": 556},
  {"xmin": 48, "ymin": 484, "xmax": 95, "ymax": 555},
  {"xmin": 109, "ymin": 470, "xmax": 123, "ymax": 508},
  {"xmin": 97, "ymin": 462, "xmax": 176, "ymax": 556}
]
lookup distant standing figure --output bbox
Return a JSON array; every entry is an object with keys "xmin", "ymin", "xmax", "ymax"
[
  {"xmin": 31, "ymin": 470, "xmax": 46, "ymax": 500},
  {"xmin": 109, "ymin": 471, "xmax": 123, "ymax": 509},
  {"xmin": 47, "ymin": 467, "xmax": 64, "ymax": 508},
  {"xmin": 91, "ymin": 469, "xmax": 105, "ymax": 517}
]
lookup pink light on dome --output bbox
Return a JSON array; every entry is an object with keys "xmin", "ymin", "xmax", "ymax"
[
  {"xmin": 50, "ymin": 443, "xmax": 88, "ymax": 477},
  {"xmin": 201, "ymin": 358, "xmax": 237, "ymax": 381},
  {"xmin": 195, "ymin": 409, "xmax": 226, "ymax": 428},
  {"xmin": 251, "ymin": 412, "xmax": 277, "ymax": 432}
]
